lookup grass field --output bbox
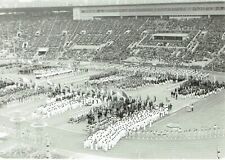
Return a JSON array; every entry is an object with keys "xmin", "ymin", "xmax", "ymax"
[{"xmin": 0, "ymin": 62, "xmax": 225, "ymax": 159}]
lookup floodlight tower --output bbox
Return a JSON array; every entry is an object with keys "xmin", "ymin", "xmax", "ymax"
[
  {"xmin": 30, "ymin": 120, "xmax": 48, "ymax": 152},
  {"xmin": 10, "ymin": 111, "xmax": 26, "ymax": 156},
  {"xmin": 10, "ymin": 111, "xmax": 26, "ymax": 143}
]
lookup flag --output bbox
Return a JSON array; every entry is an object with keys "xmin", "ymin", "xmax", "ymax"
[
  {"xmin": 121, "ymin": 91, "xmax": 129, "ymax": 99},
  {"xmin": 111, "ymin": 90, "xmax": 117, "ymax": 96},
  {"xmin": 47, "ymin": 79, "xmax": 53, "ymax": 86}
]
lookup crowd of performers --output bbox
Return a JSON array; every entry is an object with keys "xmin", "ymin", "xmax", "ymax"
[
  {"xmin": 88, "ymin": 67, "xmax": 208, "ymax": 90},
  {"xmin": 127, "ymin": 126, "xmax": 225, "ymax": 140},
  {"xmin": 86, "ymin": 96, "xmax": 172, "ymax": 125},
  {"xmin": 34, "ymin": 86, "xmax": 106, "ymax": 118},
  {"xmin": 0, "ymin": 62, "xmax": 22, "ymax": 69},
  {"xmin": 171, "ymin": 77, "xmax": 225, "ymax": 99},
  {"xmin": 76, "ymin": 85, "xmax": 173, "ymax": 151},
  {"xmin": 84, "ymin": 105, "xmax": 170, "ymax": 151},
  {"xmin": 81, "ymin": 69, "xmax": 224, "ymax": 151},
  {"xmin": 18, "ymin": 63, "xmax": 89, "ymax": 79},
  {"xmin": 34, "ymin": 68, "xmax": 73, "ymax": 79},
  {"xmin": 117, "ymin": 65, "xmax": 209, "ymax": 80},
  {"xmin": 89, "ymin": 70, "xmax": 118, "ymax": 80},
  {"xmin": 0, "ymin": 79, "xmax": 46, "ymax": 106},
  {"xmin": 19, "ymin": 65, "xmax": 54, "ymax": 74},
  {"xmin": 99, "ymin": 73, "xmax": 185, "ymax": 90},
  {"xmin": 83, "ymin": 76, "xmax": 225, "ymax": 151},
  {"xmin": 46, "ymin": 86, "xmax": 160, "ymax": 122},
  {"xmin": 0, "ymin": 79, "xmax": 15, "ymax": 90}
]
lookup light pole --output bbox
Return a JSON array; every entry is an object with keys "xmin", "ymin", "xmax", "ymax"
[
  {"xmin": 30, "ymin": 121, "xmax": 48, "ymax": 152},
  {"xmin": 10, "ymin": 111, "xmax": 26, "ymax": 157}
]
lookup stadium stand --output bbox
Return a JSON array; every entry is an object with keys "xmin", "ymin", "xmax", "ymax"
[{"xmin": 0, "ymin": 9, "xmax": 224, "ymax": 71}]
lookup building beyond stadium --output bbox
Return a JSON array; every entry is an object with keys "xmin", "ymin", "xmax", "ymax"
[
  {"xmin": 72, "ymin": 0, "xmax": 225, "ymax": 19},
  {"xmin": 0, "ymin": 0, "xmax": 225, "ymax": 19}
]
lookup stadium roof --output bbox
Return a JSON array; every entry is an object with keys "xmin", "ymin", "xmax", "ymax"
[
  {"xmin": 0, "ymin": 0, "xmax": 225, "ymax": 9},
  {"xmin": 72, "ymin": 0, "xmax": 225, "ymax": 6}
]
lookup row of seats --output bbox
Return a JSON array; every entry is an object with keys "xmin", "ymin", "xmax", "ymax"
[{"xmin": 0, "ymin": 12, "xmax": 224, "ymax": 71}]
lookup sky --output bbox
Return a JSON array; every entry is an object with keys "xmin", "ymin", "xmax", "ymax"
[{"xmin": 0, "ymin": 0, "xmax": 224, "ymax": 8}]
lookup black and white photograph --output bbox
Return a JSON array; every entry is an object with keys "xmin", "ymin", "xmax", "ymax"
[{"xmin": 0, "ymin": 0, "xmax": 225, "ymax": 159}]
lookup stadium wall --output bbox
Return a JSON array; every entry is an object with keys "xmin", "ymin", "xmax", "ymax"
[{"xmin": 73, "ymin": 2, "xmax": 225, "ymax": 20}]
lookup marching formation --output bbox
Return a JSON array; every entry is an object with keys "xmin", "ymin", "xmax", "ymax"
[
  {"xmin": 34, "ymin": 68, "xmax": 73, "ymax": 79},
  {"xmin": 87, "ymin": 65, "xmax": 209, "ymax": 91},
  {"xmin": 34, "ymin": 92, "xmax": 103, "ymax": 118},
  {"xmin": 84, "ymin": 107, "xmax": 169, "ymax": 151},
  {"xmin": 0, "ymin": 79, "xmax": 46, "ymax": 105},
  {"xmin": 175, "ymin": 78, "xmax": 225, "ymax": 98}
]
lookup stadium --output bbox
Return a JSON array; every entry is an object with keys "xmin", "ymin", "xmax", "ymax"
[{"xmin": 0, "ymin": 0, "xmax": 225, "ymax": 159}]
